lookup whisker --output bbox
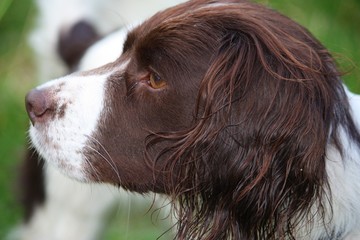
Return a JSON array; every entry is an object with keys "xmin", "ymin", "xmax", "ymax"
[
  {"xmin": 85, "ymin": 144, "xmax": 121, "ymax": 183},
  {"xmin": 83, "ymin": 155, "xmax": 102, "ymax": 182},
  {"xmin": 85, "ymin": 135, "xmax": 122, "ymax": 184}
]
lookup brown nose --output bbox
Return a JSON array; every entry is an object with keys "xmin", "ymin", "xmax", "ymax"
[{"xmin": 25, "ymin": 89, "xmax": 54, "ymax": 125}]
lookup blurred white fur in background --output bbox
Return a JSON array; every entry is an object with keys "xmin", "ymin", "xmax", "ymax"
[{"xmin": 30, "ymin": 0, "xmax": 184, "ymax": 82}]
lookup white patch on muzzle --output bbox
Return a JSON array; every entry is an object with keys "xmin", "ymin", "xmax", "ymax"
[{"xmin": 29, "ymin": 73, "xmax": 108, "ymax": 181}]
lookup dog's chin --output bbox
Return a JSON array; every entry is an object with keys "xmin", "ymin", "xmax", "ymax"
[{"xmin": 29, "ymin": 125, "xmax": 89, "ymax": 182}]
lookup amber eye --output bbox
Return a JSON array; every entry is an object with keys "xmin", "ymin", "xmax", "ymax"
[{"xmin": 148, "ymin": 72, "xmax": 166, "ymax": 89}]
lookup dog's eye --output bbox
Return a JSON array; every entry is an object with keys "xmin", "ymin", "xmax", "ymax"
[{"xmin": 148, "ymin": 72, "xmax": 166, "ymax": 89}]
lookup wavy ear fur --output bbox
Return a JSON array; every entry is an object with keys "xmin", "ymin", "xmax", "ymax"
[{"xmin": 146, "ymin": 2, "xmax": 360, "ymax": 239}]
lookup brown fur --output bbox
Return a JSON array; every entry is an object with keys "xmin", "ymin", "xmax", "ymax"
[{"xmin": 82, "ymin": 1, "xmax": 360, "ymax": 239}]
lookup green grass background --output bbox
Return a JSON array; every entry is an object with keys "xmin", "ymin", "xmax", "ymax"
[{"xmin": 0, "ymin": 0, "xmax": 359, "ymax": 239}]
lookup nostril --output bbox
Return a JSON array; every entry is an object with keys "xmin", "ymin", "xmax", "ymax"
[{"xmin": 25, "ymin": 89, "xmax": 53, "ymax": 125}]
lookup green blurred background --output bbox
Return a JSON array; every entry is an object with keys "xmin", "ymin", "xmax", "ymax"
[{"xmin": 0, "ymin": 0, "xmax": 359, "ymax": 239}]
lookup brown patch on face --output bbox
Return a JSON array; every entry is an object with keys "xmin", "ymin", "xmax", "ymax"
[{"xmin": 84, "ymin": 25, "xmax": 216, "ymax": 191}]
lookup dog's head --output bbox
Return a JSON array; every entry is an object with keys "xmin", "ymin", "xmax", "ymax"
[{"xmin": 26, "ymin": 0, "xmax": 359, "ymax": 238}]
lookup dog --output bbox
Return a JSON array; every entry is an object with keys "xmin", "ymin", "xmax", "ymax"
[{"xmin": 25, "ymin": 0, "xmax": 360, "ymax": 239}]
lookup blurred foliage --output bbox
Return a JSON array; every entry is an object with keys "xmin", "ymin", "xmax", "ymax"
[
  {"xmin": 0, "ymin": 0, "xmax": 35, "ymax": 238},
  {"xmin": 257, "ymin": 0, "xmax": 360, "ymax": 91},
  {"xmin": 0, "ymin": 0, "xmax": 12, "ymax": 23},
  {"xmin": 0, "ymin": 0, "xmax": 359, "ymax": 239}
]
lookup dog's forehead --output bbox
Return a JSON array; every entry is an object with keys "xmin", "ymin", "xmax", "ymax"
[
  {"xmin": 122, "ymin": 2, "xmax": 243, "ymax": 65},
  {"xmin": 132, "ymin": 1, "xmax": 237, "ymax": 36}
]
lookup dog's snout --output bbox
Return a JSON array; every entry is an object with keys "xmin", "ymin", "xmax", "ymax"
[{"xmin": 25, "ymin": 89, "xmax": 55, "ymax": 125}]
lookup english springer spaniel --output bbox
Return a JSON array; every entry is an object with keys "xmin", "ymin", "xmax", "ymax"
[{"xmin": 25, "ymin": 0, "xmax": 360, "ymax": 239}]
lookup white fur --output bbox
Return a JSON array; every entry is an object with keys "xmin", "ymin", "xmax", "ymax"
[
  {"xmin": 78, "ymin": 29, "xmax": 127, "ymax": 71},
  {"xmin": 30, "ymin": 29, "xmax": 131, "ymax": 181},
  {"xmin": 29, "ymin": 72, "xmax": 109, "ymax": 181},
  {"xmin": 28, "ymin": 27, "xmax": 132, "ymax": 181}
]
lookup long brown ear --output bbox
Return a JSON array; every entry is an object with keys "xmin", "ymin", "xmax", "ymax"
[
  {"xmin": 191, "ymin": 27, "xmax": 331, "ymax": 239},
  {"xmin": 165, "ymin": 14, "xmax": 357, "ymax": 239},
  {"xmin": 145, "ymin": 4, "xmax": 360, "ymax": 239}
]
